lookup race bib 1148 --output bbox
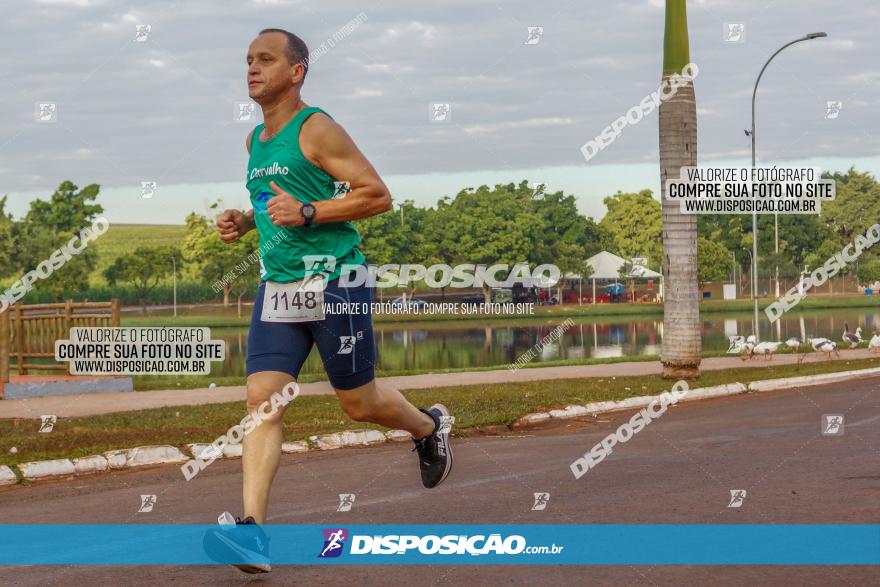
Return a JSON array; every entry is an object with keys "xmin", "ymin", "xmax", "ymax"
[{"xmin": 261, "ymin": 278, "xmax": 325, "ymax": 323}]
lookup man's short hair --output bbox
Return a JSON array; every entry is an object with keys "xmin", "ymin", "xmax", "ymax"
[{"xmin": 259, "ymin": 28, "xmax": 309, "ymax": 80}]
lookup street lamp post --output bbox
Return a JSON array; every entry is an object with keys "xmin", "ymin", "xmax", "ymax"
[
  {"xmin": 171, "ymin": 256, "xmax": 177, "ymax": 318},
  {"xmin": 742, "ymin": 249, "xmax": 754, "ymax": 301},
  {"xmin": 748, "ymin": 31, "xmax": 826, "ymax": 342},
  {"xmin": 731, "ymin": 251, "xmax": 738, "ymax": 297}
]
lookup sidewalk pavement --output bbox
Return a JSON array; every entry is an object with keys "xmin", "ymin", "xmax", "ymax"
[{"xmin": 0, "ymin": 349, "xmax": 876, "ymax": 419}]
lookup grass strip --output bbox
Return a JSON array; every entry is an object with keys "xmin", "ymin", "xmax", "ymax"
[
  {"xmin": 1, "ymin": 357, "xmax": 877, "ymax": 468},
  {"xmin": 120, "ymin": 295, "xmax": 880, "ymax": 327}
]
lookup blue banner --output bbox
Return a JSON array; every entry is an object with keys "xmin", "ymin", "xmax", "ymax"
[{"xmin": 0, "ymin": 525, "xmax": 877, "ymax": 565}]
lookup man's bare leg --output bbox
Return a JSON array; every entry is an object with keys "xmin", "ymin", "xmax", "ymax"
[
  {"xmin": 334, "ymin": 380, "xmax": 453, "ymax": 488},
  {"xmin": 242, "ymin": 370, "xmax": 294, "ymax": 524},
  {"xmin": 334, "ymin": 379, "xmax": 435, "ymax": 438}
]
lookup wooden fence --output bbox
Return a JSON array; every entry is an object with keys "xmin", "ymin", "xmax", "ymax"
[{"xmin": 0, "ymin": 300, "xmax": 119, "ymax": 383}]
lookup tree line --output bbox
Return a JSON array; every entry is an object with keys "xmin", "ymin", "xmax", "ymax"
[{"xmin": 1, "ymin": 169, "xmax": 878, "ymax": 309}]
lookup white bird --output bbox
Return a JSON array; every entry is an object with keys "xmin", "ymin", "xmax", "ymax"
[
  {"xmin": 842, "ymin": 323, "xmax": 863, "ymax": 348},
  {"xmin": 816, "ymin": 340, "xmax": 840, "ymax": 359},
  {"xmin": 868, "ymin": 333, "xmax": 880, "ymax": 353},
  {"xmin": 753, "ymin": 341, "xmax": 782, "ymax": 360},
  {"xmin": 809, "ymin": 337, "xmax": 832, "ymax": 351},
  {"xmin": 727, "ymin": 335, "xmax": 747, "ymax": 354},
  {"xmin": 739, "ymin": 341, "xmax": 756, "ymax": 360},
  {"xmin": 785, "ymin": 337, "xmax": 802, "ymax": 350},
  {"xmin": 746, "ymin": 335, "xmax": 757, "ymax": 344}
]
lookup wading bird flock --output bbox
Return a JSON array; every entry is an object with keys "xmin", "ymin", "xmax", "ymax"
[{"xmin": 727, "ymin": 322, "xmax": 880, "ymax": 361}]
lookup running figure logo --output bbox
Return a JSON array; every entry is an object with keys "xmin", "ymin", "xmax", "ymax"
[
  {"xmin": 338, "ymin": 336, "xmax": 355, "ymax": 355},
  {"xmin": 332, "ymin": 181, "xmax": 350, "ymax": 199},
  {"xmin": 319, "ymin": 528, "xmax": 348, "ymax": 558},
  {"xmin": 728, "ymin": 489, "xmax": 747, "ymax": 508},
  {"xmin": 140, "ymin": 181, "xmax": 157, "ymax": 199},
  {"xmin": 438, "ymin": 415, "xmax": 455, "ymax": 434},
  {"xmin": 134, "ymin": 24, "xmax": 151, "ymax": 42},
  {"xmin": 236, "ymin": 102, "xmax": 256, "ymax": 122},
  {"xmin": 524, "ymin": 27, "xmax": 544, "ymax": 45},
  {"xmin": 824, "ymin": 101, "xmax": 843, "ymax": 119},
  {"xmin": 35, "ymin": 103, "xmax": 57, "ymax": 123},
  {"xmin": 138, "ymin": 495, "xmax": 157, "ymax": 513},
  {"xmin": 724, "ymin": 23, "xmax": 745, "ymax": 42},
  {"xmin": 822, "ymin": 414, "xmax": 844, "ymax": 436},
  {"xmin": 337, "ymin": 494, "xmax": 356, "ymax": 512},
  {"xmin": 430, "ymin": 103, "xmax": 451, "ymax": 123},
  {"xmin": 38, "ymin": 415, "xmax": 57, "ymax": 433},
  {"xmin": 532, "ymin": 492, "xmax": 550, "ymax": 511},
  {"xmin": 253, "ymin": 191, "xmax": 272, "ymax": 213}
]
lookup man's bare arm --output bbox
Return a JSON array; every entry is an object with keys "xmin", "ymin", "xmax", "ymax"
[
  {"xmin": 301, "ymin": 114, "xmax": 392, "ymax": 222},
  {"xmin": 216, "ymin": 131, "xmax": 257, "ymax": 242},
  {"xmin": 241, "ymin": 130, "xmax": 256, "ymax": 232}
]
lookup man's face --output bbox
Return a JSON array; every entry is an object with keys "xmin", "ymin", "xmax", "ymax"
[{"xmin": 246, "ymin": 33, "xmax": 302, "ymax": 102}]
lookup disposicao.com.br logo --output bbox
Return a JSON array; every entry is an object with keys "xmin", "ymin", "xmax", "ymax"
[{"xmin": 318, "ymin": 528, "xmax": 563, "ymax": 558}]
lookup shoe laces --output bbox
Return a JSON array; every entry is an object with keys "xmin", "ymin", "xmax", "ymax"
[
  {"xmin": 411, "ymin": 436, "xmax": 428, "ymax": 453},
  {"xmin": 411, "ymin": 436, "xmax": 434, "ymax": 464}
]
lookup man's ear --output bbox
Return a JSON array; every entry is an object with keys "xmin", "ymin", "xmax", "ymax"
[{"xmin": 290, "ymin": 61, "xmax": 305, "ymax": 85}]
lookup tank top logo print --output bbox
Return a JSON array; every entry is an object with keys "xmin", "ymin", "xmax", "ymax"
[{"xmin": 249, "ymin": 161, "xmax": 289, "ymax": 180}]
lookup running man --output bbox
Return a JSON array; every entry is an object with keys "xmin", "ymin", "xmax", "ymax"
[{"xmin": 203, "ymin": 29, "xmax": 453, "ymax": 574}]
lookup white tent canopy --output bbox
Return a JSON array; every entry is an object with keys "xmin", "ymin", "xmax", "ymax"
[{"xmin": 566, "ymin": 251, "xmax": 662, "ymax": 280}]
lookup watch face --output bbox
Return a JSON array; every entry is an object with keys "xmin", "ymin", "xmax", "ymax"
[{"xmin": 302, "ymin": 203, "xmax": 316, "ymax": 219}]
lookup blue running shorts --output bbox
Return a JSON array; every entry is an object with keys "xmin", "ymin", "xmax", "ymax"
[{"xmin": 246, "ymin": 276, "xmax": 376, "ymax": 390}]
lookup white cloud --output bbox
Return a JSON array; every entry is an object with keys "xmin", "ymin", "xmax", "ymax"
[
  {"xmin": 352, "ymin": 88, "xmax": 383, "ymax": 98},
  {"xmin": 35, "ymin": 0, "xmax": 92, "ymax": 6},
  {"xmin": 0, "ymin": 0, "xmax": 876, "ymax": 200},
  {"xmin": 386, "ymin": 21, "xmax": 436, "ymax": 41},
  {"xmin": 463, "ymin": 117, "xmax": 575, "ymax": 135}
]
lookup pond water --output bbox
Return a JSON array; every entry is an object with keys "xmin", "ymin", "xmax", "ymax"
[{"xmin": 202, "ymin": 308, "xmax": 880, "ymax": 378}]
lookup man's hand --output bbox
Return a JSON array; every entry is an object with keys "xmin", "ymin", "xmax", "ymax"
[
  {"xmin": 217, "ymin": 209, "xmax": 252, "ymax": 243},
  {"xmin": 266, "ymin": 181, "xmax": 305, "ymax": 227}
]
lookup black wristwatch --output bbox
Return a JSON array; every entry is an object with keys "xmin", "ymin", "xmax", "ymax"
[{"xmin": 301, "ymin": 202, "xmax": 316, "ymax": 227}]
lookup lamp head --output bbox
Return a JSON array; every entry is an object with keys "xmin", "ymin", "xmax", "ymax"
[{"xmin": 805, "ymin": 32, "xmax": 827, "ymax": 39}]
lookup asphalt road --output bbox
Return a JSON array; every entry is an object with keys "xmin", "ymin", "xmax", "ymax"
[{"xmin": 1, "ymin": 377, "xmax": 879, "ymax": 585}]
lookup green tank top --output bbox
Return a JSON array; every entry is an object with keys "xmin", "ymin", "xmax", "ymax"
[{"xmin": 247, "ymin": 106, "xmax": 365, "ymax": 283}]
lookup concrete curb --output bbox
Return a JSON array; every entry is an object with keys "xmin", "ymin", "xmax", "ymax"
[
  {"xmin": 18, "ymin": 459, "xmax": 76, "ymax": 480},
  {"xmin": 222, "ymin": 444, "xmax": 243, "ymax": 459},
  {"xmin": 185, "ymin": 443, "xmax": 218, "ymax": 460},
  {"xmin": 282, "ymin": 441, "xmax": 309, "ymax": 454},
  {"xmin": 748, "ymin": 367, "xmax": 880, "ymax": 392},
  {"xmin": 4, "ymin": 369, "xmax": 878, "ymax": 486},
  {"xmin": 310, "ymin": 433, "xmax": 344, "ymax": 450},
  {"xmin": 0, "ymin": 465, "xmax": 17, "ymax": 486},
  {"xmin": 682, "ymin": 383, "xmax": 748, "ymax": 401},
  {"xmin": 514, "ymin": 382, "xmax": 751, "ymax": 427},
  {"xmin": 340, "ymin": 430, "xmax": 387, "ymax": 447},
  {"xmin": 386, "ymin": 430, "xmax": 412, "ymax": 442},
  {"xmin": 308, "ymin": 429, "xmax": 387, "ymax": 450},
  {"xmin": 72, "ymin": 455, "xmax": 109, "ymax": 475},
  {"xmin": 103, "ymin": 446, "xmax": 189, "ymax": 469}
]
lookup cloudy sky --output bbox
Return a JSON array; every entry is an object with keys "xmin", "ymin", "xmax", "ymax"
[{"xmin": 1, "ymin": 0, "xmax": 877, "ymax": 223}]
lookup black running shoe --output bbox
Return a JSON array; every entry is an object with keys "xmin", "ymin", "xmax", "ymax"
[
  {"xmin": 412, "ymin": 404, "xmax": 453, "ymax": 488},
  {"xmin": 203, "ymin": 515, "xmax": 271, "ymax": 574}
]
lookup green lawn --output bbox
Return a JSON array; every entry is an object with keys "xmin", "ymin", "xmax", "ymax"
[
  {"xmin": 119, "ymin": 294, "xmax": 880, "ymax": 329},
  {"xmin": 94, "ymin": 224, "xmax": 187, "ymax": 284},
  {"xmin": 2, "ymin": 357, "xmax": 877, "ymax": 468}
]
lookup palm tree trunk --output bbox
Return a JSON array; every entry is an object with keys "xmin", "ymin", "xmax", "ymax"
[{"xmin": 660, "ymin": 0, "xmax": 701, "ymax": 379}]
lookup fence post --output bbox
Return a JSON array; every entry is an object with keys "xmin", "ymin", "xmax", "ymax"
[
  {"xmin": 14, "ymin": 303, "xmax": 25, "ymax": 375},
  {"xmin": 0, "ymin": 307, "xmax": 9, "ymax": 391},
  {"xmin": 112, "ymin": 299, "xmax": 120, "ymax": 327},
  {"xmin": 64, "ymin": 299, "xmax": 73, "ymax": 336}
]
